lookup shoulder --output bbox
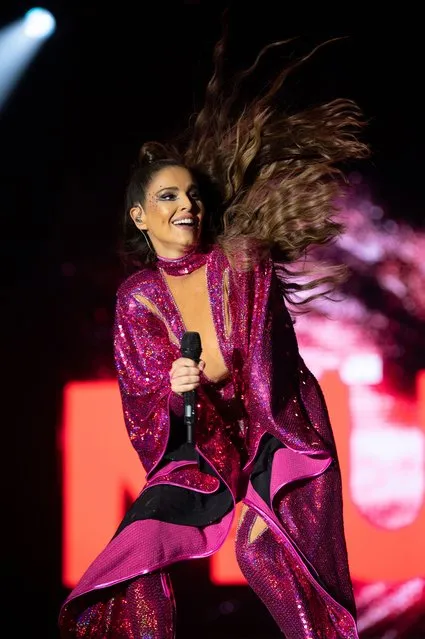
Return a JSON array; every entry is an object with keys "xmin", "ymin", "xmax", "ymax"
[
  {"xmin": 206, "ymin": 243, "xmax": 230, "ymax": 272},
  {"xmin": 228, "ymin": 247, "xmax": 273, "ymax": 284},
  {"xmin": 116, "ymin": 267, "xmax": 159, "ymax": 313}
]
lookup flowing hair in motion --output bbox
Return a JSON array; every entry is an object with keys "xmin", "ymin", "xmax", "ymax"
[{"xmin": 181, "ymin": 30, "xmax": 370, "ymax": 307}]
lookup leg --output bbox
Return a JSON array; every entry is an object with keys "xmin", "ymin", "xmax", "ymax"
[
  {"xmin": 235, "ymin": 505, "xmax": 349, "ymax": 639},
  {"xmin": 59, "ymin": 571, "xmax": 175, "ymax": 639}
]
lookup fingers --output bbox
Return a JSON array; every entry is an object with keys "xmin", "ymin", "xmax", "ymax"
[
  {"xmin": 171, "ymin": 367, "xmax": 199, "ymax": 380},
  {"xmin": 171, "ymin": 381, "xmax": 199, "ymax": 393},
  {"xmin": 170, "ymin": 358, "xmax": 204, "ymax": 378},
  {"xmin": 170, "ymin": 373, "xmax": 200, "ymax": 393},
  {"xmin": 169, "ymin": 357, "xmax": 205, "ymax": 394}
]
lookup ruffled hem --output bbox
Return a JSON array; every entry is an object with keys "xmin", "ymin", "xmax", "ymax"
[{"xmin": 59, "ymin": 436, "xmax": 357, "ymax": 639}]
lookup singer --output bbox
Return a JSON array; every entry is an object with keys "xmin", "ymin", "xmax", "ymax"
[{"xmin": 59, "ymin": 29, "xmax": 369, "ymax": 639}]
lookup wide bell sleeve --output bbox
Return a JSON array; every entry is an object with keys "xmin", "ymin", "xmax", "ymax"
[
  {"xmin": 113, "ymin": 285, "xmax": 184, "ymax": 478},
  {"xmin": 232, "ymin": 256, "xmax": 338, "ymax": 464}
]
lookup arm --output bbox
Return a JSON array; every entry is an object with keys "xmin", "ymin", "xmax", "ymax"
[{"xmin": 114, "ymin": 288, "xmax": 184, "ymax": 477}]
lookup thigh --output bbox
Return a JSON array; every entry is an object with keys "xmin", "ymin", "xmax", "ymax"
[{"xmin": 237, "ymin": 504, "xmax": 268, "ymax": 543}]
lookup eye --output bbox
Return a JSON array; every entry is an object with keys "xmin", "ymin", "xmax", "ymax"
[
  {"xmin": 158, "ymin": 192, "xmax": 177, "ymax": 201},
  {"xmin": 190, "ymin": 189, "xmax": 201, "ymax": 200}
]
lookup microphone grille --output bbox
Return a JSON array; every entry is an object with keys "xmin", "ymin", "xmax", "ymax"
[{"xmin": 181, "ymin": 331, "xmax": 202, "ymax": 361}]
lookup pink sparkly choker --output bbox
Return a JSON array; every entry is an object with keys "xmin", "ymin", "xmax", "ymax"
[{"xmin": 156, "ymin": 246, "xmax": 209, "ymax": 276}]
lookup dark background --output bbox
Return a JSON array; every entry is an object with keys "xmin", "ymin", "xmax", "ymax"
[{"xmin": 1, "ymin": 2, "xmax": 424, "ymax": 637}]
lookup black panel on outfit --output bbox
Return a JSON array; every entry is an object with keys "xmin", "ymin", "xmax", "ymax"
[{"xmin": 113, "ymin": 415, "xmax": 283, "ymax": 537}]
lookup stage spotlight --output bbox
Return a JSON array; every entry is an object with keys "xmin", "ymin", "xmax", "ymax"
[
  {"xmin": 0, "ymin": 8, "xmax": 56, "ymax": 112},
  {"xmin": 23, "ymin": 8, "xmax": 56, "ymax": 39}
]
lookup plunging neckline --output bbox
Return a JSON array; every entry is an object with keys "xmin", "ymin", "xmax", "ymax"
[{"xmin": 157, "ymin": 257, "xmax": 231, "ymax": 384}]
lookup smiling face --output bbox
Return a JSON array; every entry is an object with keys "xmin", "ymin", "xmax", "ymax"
[{"xmin": 129, "ymin": 165, "xmax": 205, "ymax": 259}]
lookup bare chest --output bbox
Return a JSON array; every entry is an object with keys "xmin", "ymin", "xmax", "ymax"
[{"xmin": 163, "ymin": 267, "xmax": 229, "ymax": 382}]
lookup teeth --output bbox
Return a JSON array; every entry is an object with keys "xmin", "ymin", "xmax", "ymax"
[{"xmin": 173, "ymin": 218, "xmax": 195, "ymax": 225}]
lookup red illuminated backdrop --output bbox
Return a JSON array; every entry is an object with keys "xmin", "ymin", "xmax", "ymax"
[{"xmin": 61, "ymin": 366, "xmax": 425, "ymax": 619}]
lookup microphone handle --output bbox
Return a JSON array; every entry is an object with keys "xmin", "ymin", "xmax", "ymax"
[{"xmin": 183, "ymin": 388, "xmax": 196, "ymax": 444}]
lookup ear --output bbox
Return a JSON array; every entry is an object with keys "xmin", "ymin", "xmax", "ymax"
[{"xmin": 129, "ymin": 205, "xmax": 148, "ymax": 231}]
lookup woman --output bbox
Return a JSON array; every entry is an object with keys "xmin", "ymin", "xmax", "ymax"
[{"xmin": 59, "ymin": 35, "xmax": 369, "ymax": 639}]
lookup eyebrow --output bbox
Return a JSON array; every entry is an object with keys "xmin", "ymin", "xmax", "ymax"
[{"xmin": 155, "ymin": 183, "xmax": 198, "ymax": 195}]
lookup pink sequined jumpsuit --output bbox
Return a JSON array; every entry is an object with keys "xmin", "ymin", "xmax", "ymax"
[{"xmin": 59, "ymin": 244, "xmax": 360, "ymax": 638}]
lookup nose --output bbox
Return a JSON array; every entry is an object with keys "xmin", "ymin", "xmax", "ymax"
[{"xmin": 180, "ymin": 193, "xmax": 193, "ymax": 212}]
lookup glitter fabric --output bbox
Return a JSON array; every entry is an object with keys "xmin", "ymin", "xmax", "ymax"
[
  {"xmin": 59, "ymin": 572, "xmax": 175, "ymax": 638},
  {"xmin": 236, "ymin": 506, "xmax": 357, "ymax": 639},
  {"xmin": 156, "ymin": 245, "xmax": 209, "ymax": 276},
  {"xmin": 230, "ymin": 253, "xmax": 358, "ymax": 628},
  {"xmin": 275, "ymin": 444, "xmax": 357, "ymax": 618},
  {"xmin": 230, "ymin": 256, "xmax": 338, "ymax": 465},
  {"xmin": 147, "ymin": 464, "xmax": 220, "ymax": 493},
  {"xmin": 59, "ymin": 243, "xmax": 359, "ymax": 638},
  {"xmin": 112, "ymin": 246, "xmax": 243, "ymax": 496}
]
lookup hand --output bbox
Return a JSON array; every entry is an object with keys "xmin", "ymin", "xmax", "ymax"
[{"xmin": 170, "ymin": 357, "xmax": 205, "ymax": 395}]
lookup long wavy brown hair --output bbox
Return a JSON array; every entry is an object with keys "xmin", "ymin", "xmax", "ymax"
[{"xmin": 123, "ymin": 31, "xmax": 370, "ymax": 307}]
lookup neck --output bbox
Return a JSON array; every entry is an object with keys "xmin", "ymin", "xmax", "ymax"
[
  {"xmin": 157, "ymin": 245, "xmax": 198, "ymax": 262},
  {"xmin": 156, "ymin": 245, "xmax": 209, "ymax": 276}
]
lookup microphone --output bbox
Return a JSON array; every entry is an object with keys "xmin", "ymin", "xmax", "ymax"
[{"xmin": 180, "ymin": 331, "xmax": 202, "ymax": 445}]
